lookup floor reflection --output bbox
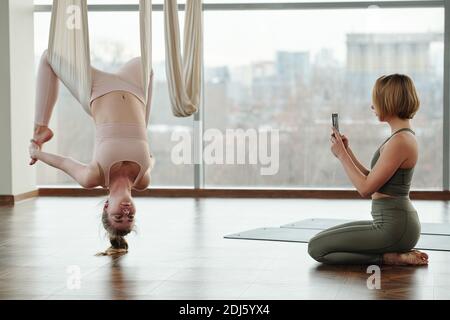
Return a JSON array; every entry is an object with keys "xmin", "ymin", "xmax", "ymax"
[{"xmin": 310, "ymin": 263, "xmax": 429, "ymax": 299}]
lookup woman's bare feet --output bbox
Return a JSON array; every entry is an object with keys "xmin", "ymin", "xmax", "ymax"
[
  {"xmin": 412, "ymin": 249, "xmax": 429, "ymax": 261},
  {"xmin": 383, "ymin": 250, "xmax": 429, "ymax": 266},
  {"xmin": 30, "ymin": 125, "xmax": 54, "ymax": 165},
  {"xmin": 33, "ymin": 125, "xmax": 54, "ymax": 146}
]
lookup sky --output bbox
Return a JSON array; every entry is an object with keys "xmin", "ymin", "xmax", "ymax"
[{"xmin": 34, "ymin": 1, "xmax": 444, "ymax": 67}]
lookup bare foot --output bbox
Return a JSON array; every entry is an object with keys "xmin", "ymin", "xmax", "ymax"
[
  {"xmin": 411, "ymin": 249, "xmax": 429, "ymax": 261},
  {"xmin": 30, "ymin": 126, "xmax": 53, "ymax": 165},
  {"xmin": 383, "ymin": 250, "xmax": 429, "ymax": 266},
  {"xmin": 33, "ymin": 125, "xmax": 54, "ymax": 147}
]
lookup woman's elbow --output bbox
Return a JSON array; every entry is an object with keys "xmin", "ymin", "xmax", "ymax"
[{"xmin": 359, "ymin": 187, "xmax": 374, "ymax": 198}]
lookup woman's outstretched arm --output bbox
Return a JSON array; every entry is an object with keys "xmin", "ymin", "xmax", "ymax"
[{"xmin": 30, "ymin": 143, "xmax": 100, "ymax": 189}]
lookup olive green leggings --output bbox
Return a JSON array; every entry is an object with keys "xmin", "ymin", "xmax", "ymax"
[{"xmin": 308, "ymin": 197, "xmax": 421, "ymax": 265}]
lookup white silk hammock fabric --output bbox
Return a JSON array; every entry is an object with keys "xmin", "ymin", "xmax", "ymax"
[
  {"xmin": 48, "ymin": 0, "xmax": 92, "ymax": 114},
  {"xmin": 47, "ymin": 0, "xmax": 203, "ymax": 120},
  {"xmin": 47, "ymin": 0, "xmax": 153, "ymax": 124},
  {"xmin": 164, "ymin": 0, "xmax": 203, "ymax": 117}
]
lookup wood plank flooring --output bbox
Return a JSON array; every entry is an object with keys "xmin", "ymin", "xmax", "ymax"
[{"xmin": 0, "ymin": 197, "xmax": 449, "ymax": 300}]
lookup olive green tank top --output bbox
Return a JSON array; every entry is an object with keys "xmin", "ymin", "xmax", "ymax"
[{"xmin": 370, "ymin": 128, "xmax": 415, "ymax": 197}]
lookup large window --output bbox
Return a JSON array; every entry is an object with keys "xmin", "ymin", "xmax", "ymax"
[
  {"xmin": 34, "ymin": 9, "xmax": 194, "ymax": 187},
  {"xmin": 204, "ymin": 7, "xmax": 444, "ymax": 189},
  {"xmin": 34, "ymin": 1, "xmax": 445, "ymax": 190}
]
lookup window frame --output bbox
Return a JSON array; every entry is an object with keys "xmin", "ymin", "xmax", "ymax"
[{"xmin": 34, "ymin": 1, "xmax": 450, "ymax": 191}]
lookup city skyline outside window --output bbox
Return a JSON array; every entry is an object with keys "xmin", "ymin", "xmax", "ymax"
[
  {"xmin": 33, "ymin": 2, "xmax": 444, "ymax": 190},
  {"xmin": 203, "ymin": 8, "xmax": 443, "ymax": 189}
]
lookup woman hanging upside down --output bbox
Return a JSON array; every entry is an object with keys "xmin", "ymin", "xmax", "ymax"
[
  {"xmin": 29, "ymin": 50, "xmax": 155, "ymax": 256},
  {"xmin": 308, "ymin": 74, "xmax": 429, "ymax": 266}
]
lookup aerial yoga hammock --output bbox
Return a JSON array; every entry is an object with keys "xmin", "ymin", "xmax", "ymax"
[{"xmin": 29, "ymin": 0, "xmax": 203, "ymax": 256}]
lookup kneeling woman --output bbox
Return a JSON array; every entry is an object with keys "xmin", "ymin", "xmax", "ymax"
[{"xmin": 308, "ymin": 74, "xmax": 428, "ymax": 266}]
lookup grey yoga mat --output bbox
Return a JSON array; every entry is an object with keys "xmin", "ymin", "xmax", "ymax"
[
  {"xmin": 280, "ymin": 219, "xmax": 450, "ymax": 236},
  {"xmin": 224, "ymin": 227, "xmax": 450, "ymax": 252}
]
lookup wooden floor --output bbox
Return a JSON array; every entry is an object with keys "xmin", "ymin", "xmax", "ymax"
[{"xmin": 1, "ymin": 196, "xmax": 450, "ymax": 300}]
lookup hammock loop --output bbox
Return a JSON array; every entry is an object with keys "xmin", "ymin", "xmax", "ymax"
[
  {"xmin": 47, "ymin": 0, "xmax": 202, "ymax": 121},
  {"xmin": 164, "ymin": 0, "xmax": 203, "ymax": 118}
]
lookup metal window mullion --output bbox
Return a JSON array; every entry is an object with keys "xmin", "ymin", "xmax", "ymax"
[
  {"xmin": 193, "ymin": 84, "xmax": 205, "ymax": 190},
  {"xmin": 202, "ymin": 1, "xmax": 444, "ymax": 10},
  {"xmin": 194, "ymin": 7, "xmax": 206, "ymax": 190},
  {"xmin": 35, "ymin": 0, "xmax": 447, "ymax": 191},
  {"xmin": 193, "ymin": 113, "xmax": 203, "ymax": 190},
  {"xmin": 34, "ymin": 1, "xmax": 444, "ymax": 13}
]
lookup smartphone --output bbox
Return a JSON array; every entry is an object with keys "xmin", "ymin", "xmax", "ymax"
[{"xmin": 332, "ymin": 113, "xmax": 340, "ymax": 133}]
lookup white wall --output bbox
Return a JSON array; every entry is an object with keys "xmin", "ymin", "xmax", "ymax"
[
  {"xmin": 0, "ymin": 0, "xmax": 13, "ymax": 195},
  {"xmin": 0, "ymin": 0, "xmax": 36, "ymax": 196}
]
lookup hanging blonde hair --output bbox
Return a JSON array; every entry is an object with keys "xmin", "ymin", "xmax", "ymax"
[{"xmin": 95, "ymin": 203, "xmax": 132, "ymax": 257}]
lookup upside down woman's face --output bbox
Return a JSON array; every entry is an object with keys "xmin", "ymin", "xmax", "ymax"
[{"xmin": 105, "ymin": 199, "xmax": 136, "ymax": 231}]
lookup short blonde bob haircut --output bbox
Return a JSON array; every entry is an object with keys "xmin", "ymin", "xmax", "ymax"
[{"xmin": 372, "ymin": 74, "xmax": 420, "ymax": 120}]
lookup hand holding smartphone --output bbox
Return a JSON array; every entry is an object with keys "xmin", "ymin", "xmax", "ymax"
[
  {"xmin": 332, "ymin": 113, "xmax": 340, "ymax": 136},
  {"xmin": 331, "ymin": 113, "xmax": 349, "ymax": 149}
]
